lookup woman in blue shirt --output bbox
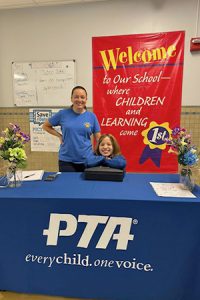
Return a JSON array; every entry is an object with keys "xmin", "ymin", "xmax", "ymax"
[
  {"xmin": 86, "ymin": 133, "xmax": 126, "ymax": 170},
  {"xmin": 42, "ymin": 86, "xmax": 101, "ymax": 172}
]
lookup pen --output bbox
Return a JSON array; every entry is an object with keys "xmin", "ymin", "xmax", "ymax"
[{"xmin": 24, "ymin": 173, "xmax": 35, "ymax": 178}]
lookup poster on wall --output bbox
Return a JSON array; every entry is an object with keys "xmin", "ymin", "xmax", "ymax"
[
  {"xmin": 92, "ymin": 31, "xmax": 185, "ymax": 172},
  {"xmin": 29, "ymin": 108, "xmax": 60, "ymax": 152}
]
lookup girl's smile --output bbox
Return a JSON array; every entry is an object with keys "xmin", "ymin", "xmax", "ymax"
[{"xmin": 99, "ymin": 136, "xmax": 113, "ymax": 157}]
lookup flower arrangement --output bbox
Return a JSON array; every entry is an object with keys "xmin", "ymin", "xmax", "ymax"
[
  {"xmin": 165, "ymin": 126, "xmax": 199, "ymax": 190},
  {"xmin": 0, "ymin": 123, "xmax": 30, "ymax": 169}
]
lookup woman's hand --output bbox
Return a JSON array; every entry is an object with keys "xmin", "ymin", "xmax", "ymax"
[
  {"xmin": 42, "ymin": 120, "xmax": 63, "ymax": 143},
  {"xmin": 59, "ymin": 135, "xmax": 63, "ymax": 144}
]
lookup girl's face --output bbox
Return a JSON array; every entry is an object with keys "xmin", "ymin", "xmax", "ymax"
[
  {"xmin": 99, "ymin": 136, "xmax": 113, "ymax": 157},
  {"xmin": 71, "ymin": 88, "xmax": 87, "ymax": 113}
]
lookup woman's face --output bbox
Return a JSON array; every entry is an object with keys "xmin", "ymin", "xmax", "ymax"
[
  {"xmin": 71, "ymin": 88, "xmax": 87, "ymax": 112},
  {"xmin": 99, "ymin": 136, "xmax": 113, "ymax": 157}
]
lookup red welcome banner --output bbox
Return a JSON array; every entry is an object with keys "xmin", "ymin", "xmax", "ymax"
[{"xmin": 92, "ymin": 31, "xmax": 185, "ymax": 172}]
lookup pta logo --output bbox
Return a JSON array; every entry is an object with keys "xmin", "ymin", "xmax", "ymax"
[{"xmin": 43, "ymin": 214, "xmax": 137, "ymax": 250}]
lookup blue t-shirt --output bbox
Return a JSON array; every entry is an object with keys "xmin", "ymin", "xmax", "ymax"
[{"xmin": 49, "ymin": 108, "xmax": 100, "ymax": 163}]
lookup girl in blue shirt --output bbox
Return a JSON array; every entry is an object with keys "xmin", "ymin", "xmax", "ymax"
[
  {"xmin": 86, "ymin": 133, "xmax": 126, "ymax": 170},
  {"xmin": 42, "ymin": 86, "xmax": 101, "ymax": 172}
]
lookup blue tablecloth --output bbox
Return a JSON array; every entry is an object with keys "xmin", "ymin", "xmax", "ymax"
[{"xmin": 0, "ymin": 173, "xmax": 200, "ymax": 300}]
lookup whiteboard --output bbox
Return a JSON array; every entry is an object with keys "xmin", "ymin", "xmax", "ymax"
[{"xmin": 12, "ymin": 60, "xmax": 75, "ymax": 107}]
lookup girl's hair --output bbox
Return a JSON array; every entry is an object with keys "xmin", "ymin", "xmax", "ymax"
[
  {"xmin": 71, "ymin": 86, "xmax": 87, "ymax": 97},
  {"xmin": 96, "ymin": 134, "xmax": 121, "ymax": 157}
]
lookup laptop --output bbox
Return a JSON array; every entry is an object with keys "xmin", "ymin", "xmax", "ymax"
[{"xmin": 84, "ymin": 166, "xmax": 125, "ymax": 182}]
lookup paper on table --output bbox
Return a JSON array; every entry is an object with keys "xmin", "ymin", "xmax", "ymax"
[
  {"xmin": 150, "ymin": 182, "xmax": 196, "ymax": 198},
  {"xmin": 22, "ymin": 170, "xmax": 44, "ymax": 181},
  {"xmin": 10, "ymin": 170, "xmax": 44, "ymax": 181}
]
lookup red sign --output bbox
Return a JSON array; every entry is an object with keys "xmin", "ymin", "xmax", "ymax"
[{"xmin": 92, "ymin": 31, "xmax": 185, "ymax": 172}]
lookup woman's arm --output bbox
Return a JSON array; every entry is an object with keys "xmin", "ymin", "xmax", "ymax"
[
  {"xmin": 91, "ymin": 132, "xmax": 101, "ymax": 151},
  {"xmin": 94, "ymin": 132, "xmax": 101, "ymax": 142},
  {"xmin": 42, "ymin": 120, "xmax": 63, "ymax": 144}
]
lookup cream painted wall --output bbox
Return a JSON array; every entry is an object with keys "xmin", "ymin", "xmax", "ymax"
[{"xmin": 0, "ymin": 0, "xmax": 199, "ymax": 107}]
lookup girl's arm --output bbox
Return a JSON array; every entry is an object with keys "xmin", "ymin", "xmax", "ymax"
[
  {"xmin": 85, "ymin": 153, "xmax": 105, "ymax": 168},
  {"xmin": 104, "ymin": 155, "xmax": 127, "ymax": 169}
]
